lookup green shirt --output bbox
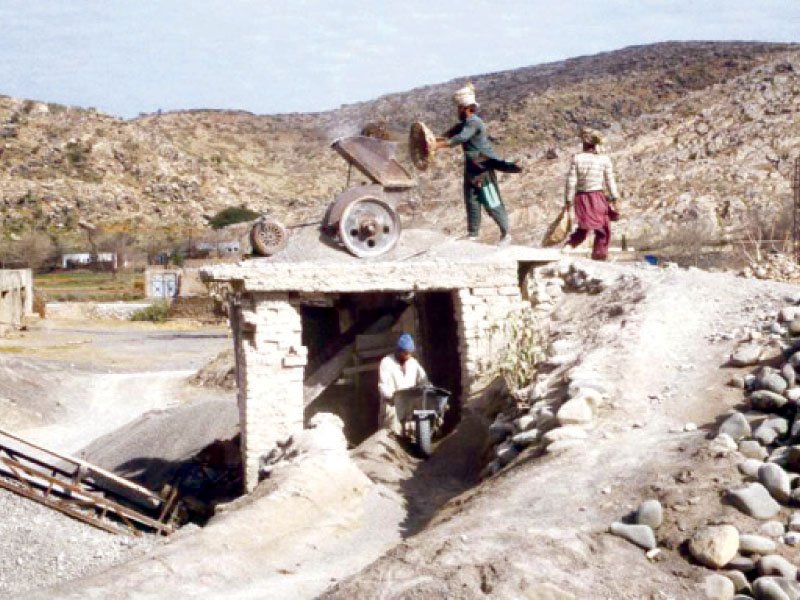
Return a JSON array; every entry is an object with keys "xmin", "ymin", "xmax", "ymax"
[{"xmin": 447, "ymin": 115, "xmax": 498, "ymax": 160}]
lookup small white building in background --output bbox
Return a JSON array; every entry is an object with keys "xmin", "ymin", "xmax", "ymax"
[{"xmin": 61, "ymin": 252, "xmax": 118, "ymax": 269}]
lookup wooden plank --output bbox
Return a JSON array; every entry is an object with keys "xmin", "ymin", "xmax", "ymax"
[
  {"xmin": 303, "ymin": 342, "xmax": 354, "ymax": 406},
  {"xmin": 0, "ymin": 428, "xmax": 162, "ymax": 507}
]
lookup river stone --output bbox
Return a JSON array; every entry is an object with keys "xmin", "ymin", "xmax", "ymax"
[
  {"xmin": 756, "ymin": 426, "xmax": 782, "ymax": 446},
  {"xmin": 780, "ymin": 306, "xmax": 800, "ymax": 322},
  {"xmin": 727, "ymin": 483, "xmax": 782, "ymax": 519},
  {"xmin": 790, "ymin": 352, "xmax": 800, "ymax": 369},
  {"xmin": 759, "ymin": 373, "xmax": 789, "ymax": 395},
  {"xmin": 784, "ymin": 447, "xmax": 800, "ymax": 472},
  {"xmin": 787, "ymin": 388, "xmax": 800, "ymax": 403},
  {"xmin": 704, "ymin": 574, "xmax": 735, "ymax": 600},
  {"xmin": 488, "ymin": 420, "xmax": 514, "ymax": 443},
  {"xmin": 740, "ymin": 459, "xmax": 767, "ymax": 479},
  {"xmin": 760, "ymin": 521, "xmax": 787, "ymax": 537},
  {"xmin": 740, "ymin": 534, "xmax": 778, "ymax": 555},
  {"xmin": 689, "ymin": 525, "xmax": 740, "ymax": 568},
  {"xmin": 609, "ymin": 522, "xmax": 656, "ymax": 550},
  {"xmin": 759, "ymin": 463, "xmax": 792, "ymax": 503},
  {"xmin": 790, "ymin": 319, "xmax": 800, "ymax": 336},
  {"xmin": 723, "ymin": 570, "xmax": 751, "ymax": 593},
  {"xmin": 740, "ymin": 440, "xmax": 769, "ymax": 460},
  {"xmin": 728, "ymin": 555, "xmax": 757, "ymax": 572},
  {"xmin": 789, "ymin": 513, "xmax": 800, "ymax": 532},
  {"xmin": 514, "ymin": 415, "xmax": 536, "ymax": 432},
  {"xmin": 753, "ymin": 576, "xmax": 800, "ymax": 600},
  {"xmin": 769, "ymin": 447, "xmax": 790, "ymax": 468},
  {"xmin": 732, "ymin": 344, "xmax": 763, "ymax": 367},
  {"xmin": 759, "ymin": 555, "xmax": 798, "ymax": 579},
  {"xmin": 543, "ymin": 426, "xmax": 588, "ymax": 444},
  {"xmin": 495, "ymin": 441, "xmax": 519, "ymax": 466},
  {"xmin": 512, "ymin": 429, "xmax": 540, "ymax": 446},
  {"xmin": 556, "ymin": 394, "xmax": 597, "ymax": 426},
  {"xmin": 763, "ymin": 417, "xmax": 789, "ymax": 435},
  {"xmin": 635, "ymin": 499, "xmax": 663, "ymax": 529},
  {"xmin": 783, "ymin": 364, "xmax": 797, "ymax": 389},
  {"xmin": 720, "ymin": 412, "xmax": 752, "ymax": 441},
  {"xmin": 750, "ymin": 390, "xmax": 790, "ymax": 412},
  {"xmin": 784, "ymin": 532, "xmax": 800, "ymax": 546}
]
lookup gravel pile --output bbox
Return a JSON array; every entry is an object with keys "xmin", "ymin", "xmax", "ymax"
[{"xmin": 0, "ymin": 489, "xmax": 157, "ymax": 598}]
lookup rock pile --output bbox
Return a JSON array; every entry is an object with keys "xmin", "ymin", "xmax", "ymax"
[
  {"xmin": 481, "ymin": 261, "xmax": 612, "ymax": 478},
  {"xmin": 741, "ymin": 254, "xmax": 800, "ymax": 285}
]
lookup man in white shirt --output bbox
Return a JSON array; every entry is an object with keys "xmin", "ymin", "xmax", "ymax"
[{"xmin": 378, "ymin": 333, "xmax": 428, "ymax": 435}]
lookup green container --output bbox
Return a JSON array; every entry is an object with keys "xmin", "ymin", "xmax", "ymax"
[{"xmin": 478, "ymin": 179, "xmax": 501, "ymax": 209}]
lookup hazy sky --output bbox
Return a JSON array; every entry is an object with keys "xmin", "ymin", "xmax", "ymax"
[{"xmin": 0, "ymin": 1, "xmax": 797, "ymax": 119}]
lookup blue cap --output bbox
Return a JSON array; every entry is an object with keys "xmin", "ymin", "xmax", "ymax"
[{"xmin": 396, "ymin": 333, "xmax": 415, "ymax": 352}]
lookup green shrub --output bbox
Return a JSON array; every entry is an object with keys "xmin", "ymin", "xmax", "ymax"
[
  {"xmin": 130, "ymin": 301, "xmax": 171, "ymax": 323},
  {"xmin": 208, "ymin": 206, "xmax": 260, "ymax": 230}
]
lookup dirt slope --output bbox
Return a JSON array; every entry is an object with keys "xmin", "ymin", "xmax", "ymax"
[{"xmin": 321, "ymin": 262, "xmax": 800, "ymax": 599}]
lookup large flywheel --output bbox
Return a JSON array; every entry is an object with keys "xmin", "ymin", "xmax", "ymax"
[{"xmin": 337, "ymin": 195, "xmax": 401, "ymax": 258}]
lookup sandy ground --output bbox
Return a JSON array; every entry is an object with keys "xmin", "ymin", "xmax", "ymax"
[{"xmin": 6, "ymin": 261, "xmax": 800, "ymax": 599}]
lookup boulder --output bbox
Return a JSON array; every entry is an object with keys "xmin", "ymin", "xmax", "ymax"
[
  {"xmin": 759, "ymin": 463, "xmax": 792, "ymax": 503},
  {"xmin": 759, "ymin": 555, "xmax": 798, "ymax": 579},
  {"xmin": 740, "ymin": 440, "xmax": 769, "ymax": 460},
  {"xmin": 782, "ymin": 364, "xmax": 797, "ymax": 389},
  {"xmin": 758, "ymin": 372, "xmax": 789, "ymax": 395},
  {"xmin": 720, "ymin": 412, "xmax": 752, "ymax": 441},
  {"xmin": 689, "ymin": 525, "xmax": 740, "ymax": 568},
  {"xmin": 731, "ymin": 344, "xmax": 763, "ymax": 367},
  {"xmin": 727, "ymin": 483, "xmax": 782, "ymax": 519},
  {"xmin": 635, "ymin": 499, "xmax": 663, "ymax": 529},
  {"xmin": 703, "ymin": 574, "xmax": 735, "ymax": 600},
  {"xmin": 739, "ymin": 534, "xmax": 777, "ymax": 555},
  {"xmin": 556, "ymin": 394, "xmax": 598, "ymax": 426},
  {"xmin": 752, "ymin": 576, "xmax": 800, "ymax": 600},
  {"xmin": 609, "ymin": 522, "xmax": 656, "ymax": 550},
  {"xmin": 512, "ymin": 429, "xmax": 540, "ymax": 446},
  {"xmin": 750, "ymin": 390, "xmax": 790, "ymax": 412},
  {"xmin": 739, "ymin": 459, "xmax": 767, "ymax": 479}
]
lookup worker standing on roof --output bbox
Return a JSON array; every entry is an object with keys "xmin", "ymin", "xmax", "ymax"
[
  {"xmin": 378, "ymin": 333, "xmax": 428, "ymax": 435},
  {"xmin": 435, "ymin": 83, "xmax": 521, "ymax": 246},
  {"xmin": 564, "ymin": 128, "xmax": 621, "ymax": 261}
]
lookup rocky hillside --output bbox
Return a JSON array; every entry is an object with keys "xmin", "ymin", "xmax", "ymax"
[{"xmin": 0, "ymin": 41, "xmax": 798, "ymax": 248}]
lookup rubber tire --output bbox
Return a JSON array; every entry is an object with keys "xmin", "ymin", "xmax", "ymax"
[{"xmin": 416, "ymin": 417, "xmax": 432, "ymax": 458}]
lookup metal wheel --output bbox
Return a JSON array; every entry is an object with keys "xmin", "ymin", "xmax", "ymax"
[
  {"xmin": 250, "ymin": 218, "xmax": 288, "ymax": 256},
  {"xmin": 337, "ymin": 196, "xmax": 401, "ymax": 258}
]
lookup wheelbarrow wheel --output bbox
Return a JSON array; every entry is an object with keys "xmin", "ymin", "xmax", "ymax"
[
  {"xmin": 415, "ymin": 417, "xmax": 432, "ymax": 458},
  {"xmin": 250, "ymin": 218, "xmax": 288, "ymax": 256}
]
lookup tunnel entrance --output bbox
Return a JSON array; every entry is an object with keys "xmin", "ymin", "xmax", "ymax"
[{"xmin": 302, "ymin": 291, "xmax": 462, "ymax": 447}]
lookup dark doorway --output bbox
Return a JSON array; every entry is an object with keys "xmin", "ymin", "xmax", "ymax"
[{"xmin": 416, "ymin": 291, "xmax": 462, "ymax": 434}]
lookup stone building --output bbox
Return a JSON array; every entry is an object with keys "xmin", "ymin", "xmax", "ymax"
[{"xmin": 203, "ymin": 237, "xmax": 558, "ymax": 491}]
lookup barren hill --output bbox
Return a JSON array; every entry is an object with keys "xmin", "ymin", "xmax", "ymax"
[{"xmin": 0, "ymin": 41, "xmax": 798, "ymax": 248}]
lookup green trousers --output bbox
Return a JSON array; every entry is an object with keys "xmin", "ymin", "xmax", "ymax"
[{"xmin": 463, "ymin": 170, "xmax": 509, "ymax": 237}]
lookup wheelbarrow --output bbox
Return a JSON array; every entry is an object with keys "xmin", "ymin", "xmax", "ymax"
[
  {"xmin": 392, "ymin": 385, "xmax": 451, "ymax": 457},
  {"xmin": 250, "ymin": 135, "xmax": 414, "ymax": 258}
]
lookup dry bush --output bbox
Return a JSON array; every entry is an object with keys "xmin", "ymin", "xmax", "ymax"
[
  {"xmin": 1, "ymin": 232, "xmax": 56, "ymax": 271},
  {"xmin": 496, "ymin": 308, "xmax": 547, "ymax": 391}
]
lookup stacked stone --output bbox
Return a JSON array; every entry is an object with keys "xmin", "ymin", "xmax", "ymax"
[
  {"xmin": 480, "ymin": 262, "xmax": 610, "ymax": 478},
  {"xmin": 235, "ymin": 293, "xmax": 307, "ymax": 491}
]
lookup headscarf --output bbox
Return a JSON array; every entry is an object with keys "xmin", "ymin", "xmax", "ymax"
[
  {"xmin": 396, "ymin": 333, "xmax": 415, "ymax": 352},
  {"xmin": 453, "ymin": 83, "xmax": 478, "ymax": 108}
]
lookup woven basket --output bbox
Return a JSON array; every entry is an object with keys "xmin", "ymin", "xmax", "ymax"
[{"xmin": 409, "ymin": 121, "xmax": 437, "ymax": 171}]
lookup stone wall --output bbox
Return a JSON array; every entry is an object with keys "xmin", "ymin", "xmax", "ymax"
[
  {"xmin": 232, "ymin": 292, "xmax": 307, "ymax": 490},
  {"xmin": 453, "ymin": 285, "xmax": 529, "ymax": 397},
  {"xmin": 0, "ymin": 269, "xmax": 33, "ymax": 334}
]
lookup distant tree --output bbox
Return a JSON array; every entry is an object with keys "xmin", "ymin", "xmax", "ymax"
[
  {"xmin": 208, "ymin": 206, "xmax": 260, "ymax": 230},
  {"xmin": 5, "ymin": 232, "xmax": 56, "ymax": 271}
]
